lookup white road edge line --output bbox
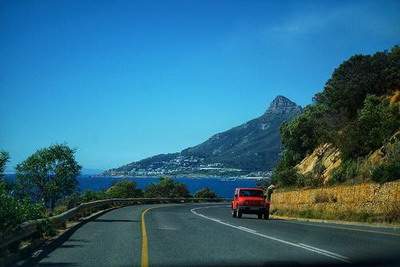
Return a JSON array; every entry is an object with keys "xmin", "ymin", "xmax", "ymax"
[
  {"xmin": 190, "ymin": 206, "xmax": 351, "ymax": 264},
  {"xmin": 298, "ymin": 243, "xmax": 349, "ymax": 260}
]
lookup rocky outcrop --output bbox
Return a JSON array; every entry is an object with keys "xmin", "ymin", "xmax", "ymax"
[
  {"xmin": 295, "ymin": 129, "xmax": 400, "ymax": 183},
  {"xmin": 295, "ymin": 143, "xmax": 341, "ymax": 183}
]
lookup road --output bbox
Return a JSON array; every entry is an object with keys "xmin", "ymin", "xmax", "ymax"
[{"xmin": 29, "ymin": 203, "xmax": 400, "ymax": 267}]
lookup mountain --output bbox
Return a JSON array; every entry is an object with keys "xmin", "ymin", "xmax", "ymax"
[{"xmin": 104, "ymin": 96, "xmax": 301, "ymax": 177}]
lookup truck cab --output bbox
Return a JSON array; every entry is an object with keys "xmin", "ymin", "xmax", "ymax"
[{"xmin": 231, "ymin": 187, "xmax": 270, "ymax": 219}]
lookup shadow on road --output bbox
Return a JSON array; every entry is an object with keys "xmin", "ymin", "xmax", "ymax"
[{"xmin": 18, "ymin": 210, "xmax": 109, "ymax": 267}]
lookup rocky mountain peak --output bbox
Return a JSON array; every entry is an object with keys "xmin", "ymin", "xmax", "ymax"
[{"xmin": 265, "ymin": 95, "xmax": 301, "ymax": 114}]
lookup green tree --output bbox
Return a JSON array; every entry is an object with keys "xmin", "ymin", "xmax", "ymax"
[
  {"xmin": 315, "ymin": 46, "xmax": 400, "ymax": 119},
  {"xmin": 16, "ymin": 144, "xmax": 81, "ymax": 210},
  {"xmin": 280, "ymin": 104, "xmax": 331, "ymax": 160},
  {"xmin": 0, "ymin": 151, "xmax": 10, "ymax": 180},
  {"xmin": 106, "ymin": 180, "xmax": 143, "ymax": 198},
  {"xmin": 338, "ymin": 96, "xmax": 400, "ymax": 159},
  {"xmin": 144, "ymin": 177, "xmax": 191, "ymax": 198},
  {"xmin": 194, "ymin": 187, "xmax": 217, "ymax": 199},
  {"xmin": 272, "ymin": 45, "xmax": 400, "ymax": 187}
]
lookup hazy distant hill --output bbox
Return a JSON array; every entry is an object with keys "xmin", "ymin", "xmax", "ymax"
[{"xmin": 105, "ymin": 96, "xmax": 301, "ymax": 176}]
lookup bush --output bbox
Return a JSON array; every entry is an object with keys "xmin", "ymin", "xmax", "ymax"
[
  {"xmin": 81, "ymin": 190, "xmax": 107, "ymax": 202},
  {"xmin": 194, "ymin": 188, "xmax": 218, "ymax": 199},
  {"xmin": 272, "ymin": 168, "xmax": 299, "ymax": 187},
  {"xmin": 330, "ymin": 160, "xmax": 359, "ymax": 184},
  {"xmin": 63, "ymin": 192, "xmax": 82, "ymax": 210},
  {"xmin": 144, "ymin": 177, "xmax": 191, "ymax": 198},
  {"xmin": 280, "ymin": 105, "xmax": 328, "ymax": 160},
  {"xmin": 37, "ymin": 218, "xmax": 57, "ymax": 237},
  {"xmin": 0, "ymin": 186, "xmax": 46, "ymax": 234},
  {"xmin": 296, "ymin": 173, "xmax": 324, "ymax": 188},
  {"xmin": 338, "ymin": 96, "xmax": 400, "ymax": 159},
  {"xmin": 106, "ymin": 180, "xmax": 143, "ymax": 198},
  {"xmin": 372, "ymin": 162, "xmax": 400, "ymax": 183},
  {"xmin": 371, "ymin": 139, "xmax": 400, "ymax": 183}
]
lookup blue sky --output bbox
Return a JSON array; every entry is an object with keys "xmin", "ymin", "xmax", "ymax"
[{"xmin": 1, "ymin": 0, "xmax": 399, "ymax": 171}]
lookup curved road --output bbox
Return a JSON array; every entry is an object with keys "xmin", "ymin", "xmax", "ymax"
[{"xmin": 29, "ymin": 203, "xmax": 400, "ymax": 267}]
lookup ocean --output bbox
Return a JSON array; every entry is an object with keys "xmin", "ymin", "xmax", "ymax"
[{"xmin": 4, "ymin": 175, "xmax": 259, "ymax": 199}]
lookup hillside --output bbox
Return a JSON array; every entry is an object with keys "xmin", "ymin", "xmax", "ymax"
[
  {"xmin": 105, "ymin": 96, "xmax": 301, "ymax": 177},
  {"xmin": 272, "ymin": 45, "xmax": 400, "ymax": 187}
]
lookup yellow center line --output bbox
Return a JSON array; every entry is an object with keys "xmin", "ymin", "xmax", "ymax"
[
  {"xmin": 140, "ymin": 204, "xmax": 181, "ymax": 267},
  {"xmin": 141, "ymin": 208, "xmax": 151, "ymax": 267}
]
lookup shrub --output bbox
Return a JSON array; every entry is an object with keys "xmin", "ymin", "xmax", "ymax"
[
  {"xmin": 37, "ymin": 218, "xmax": 57, "ymax": 237},
  {"xmin": 296, "ymin": 161, "xmax": 326, "ymax": 188},
  {"xmin": 338, "ymin": 96, "xmax": 400, "ymax": 159},
  {"xmin": 63, "ymin": 192, "xmax": 82, "ymax": 210},
  {"xmin": 272, "ymin": 168, "xmax": 299, "ymax": 187},
  {"xmin": 144, "ymin": 177, "xmax": 191, "ymax": 198},
  {"xmin": 0, "ymin": 186, "xmax": 46, "ymax": 234},
  {"xmin": 280, "ymin": 104, "xmax": 328, "ymax": 160},
  {"xmin": 371, "ymin": 161, "xmax": 400, "ymax": 183},
  {"xmin": 106, "ymin": 180, "xmax": 143, "ymax": 198},
  {"xmin": 314, "ymin": 161, "xmax": 326, "ymax": 177},
  {"xmin": 296, "ymin": 173, "xmax": 324, "ymax": 188},
  {"xmin": 81, "ymin": 190, "xmax": 107, "ymax": 202},
  {"xmin": 330, "ymin": 160, "xmax": 359, "ymax": 184},
  {"xmin": 194, "ymin": 188, "xmax": 218, "ymax": 199},
  {"xmin": 53, "ymin": 205, "xmax": 68, "ymax": 215},
  {"xmin": 371, "ymin": 139, "xmax": 400, "ymax": 183}
]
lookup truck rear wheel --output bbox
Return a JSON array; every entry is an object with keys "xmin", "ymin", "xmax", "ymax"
[{"xmin": 257, "ymin": 213, "xmax": 262, "ymax": 219}]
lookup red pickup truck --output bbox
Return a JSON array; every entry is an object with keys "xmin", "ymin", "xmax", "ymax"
[{"xmin": 231, "ymin": 187, "xmax": 270, "ymax": 219}]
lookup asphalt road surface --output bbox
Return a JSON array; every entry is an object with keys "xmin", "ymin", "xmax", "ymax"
[{"xmin": 29, "ymin": 203, "xmax": 400, "ymax": 267}]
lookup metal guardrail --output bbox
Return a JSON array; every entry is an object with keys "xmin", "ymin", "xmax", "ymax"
[{"xmin": 0, "ymin": 197, "xmax": 226, "ymax": 252}]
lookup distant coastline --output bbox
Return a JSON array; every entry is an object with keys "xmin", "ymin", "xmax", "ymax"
[
  {"xmin": 4, "ymin": 174, "xmax": 261, "ymax": 198},
  {"xmin": 91, "ymin": 174, "xmax": 267, "ymax": 180}
]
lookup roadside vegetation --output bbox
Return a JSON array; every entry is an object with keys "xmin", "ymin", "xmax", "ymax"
[
  {"xmin": 0, "ymin": 148, "xmax": 218, "ymax": 236},
  {"xmin": 144, "ymin": 176, "xmax": 191, "ymax": 198},
  {"xmin": 194, "ymin": 187, "xmax": 218, "ymax": 199},
  {"xmin": 272, "ymin": 45, "xmax": 400, "ymax": 187}
]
